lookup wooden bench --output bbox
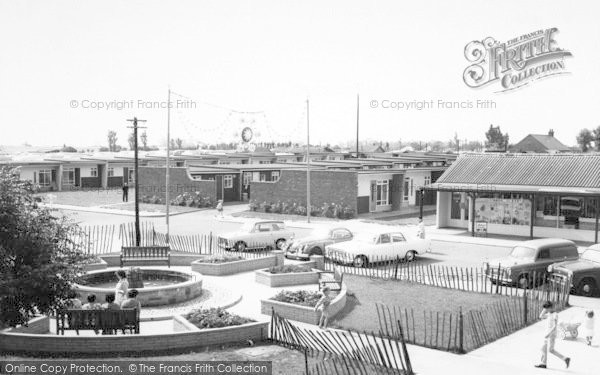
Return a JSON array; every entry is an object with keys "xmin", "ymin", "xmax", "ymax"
[
  {"xmin": 318, "ymin": 266, "xmax": 343, "ymax": 292},
  {"xmin": 56, "ymin": 309, "xmax": 140, "ymax": 335},
  {"xmin": 120, "ymin": 246, "xmax": 170, "ymax": 268}
]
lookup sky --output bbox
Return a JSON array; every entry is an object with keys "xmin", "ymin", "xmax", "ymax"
[{"xmin": 0, "ymin": 0, "xmax": 598, "ymax": 149}]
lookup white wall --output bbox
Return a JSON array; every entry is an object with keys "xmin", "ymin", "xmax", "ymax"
[{"xmin": 404, "ymin": 170, "xmax": 431, "ymax": 205}]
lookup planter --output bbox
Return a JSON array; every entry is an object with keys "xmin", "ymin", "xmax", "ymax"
[
  {"xmin": 0, "ymin": 316, "xmax": 268, "ymax": 355},
  {"xmin": 191, "ymin": 252, "xmax": 284, "ymax": 276},
  {"xmin": 84, "ymin": 258, "xmax": 108, "ymax": 272},
  {"xmin": 260, "ymin": 282, "xmax": 347, "ymax": 325},
  {"xmin": 255, "ymin": 266, "xmax": 320, "ymax": 287}
]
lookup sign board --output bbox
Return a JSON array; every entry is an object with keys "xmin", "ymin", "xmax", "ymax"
[{"xmin": 474, "ymin": 221, "xmax": 488, "ymax": 237}]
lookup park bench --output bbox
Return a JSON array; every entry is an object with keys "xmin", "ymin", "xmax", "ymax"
[
  {"xmin": 56, "ymin": 309, "xmax": 140, "ymax": 335},
  {"xmin": 120, "ymin": 246, "xmax": 170, "ymax": 268},
  {"xmin": 318, "ymin": 266, "xmax": 343, "ymax": 292}
]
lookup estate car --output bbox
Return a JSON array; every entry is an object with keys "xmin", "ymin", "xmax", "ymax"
[{"xmin": 550, "ymin": 244, "xmax": 600, "ymax": 297}]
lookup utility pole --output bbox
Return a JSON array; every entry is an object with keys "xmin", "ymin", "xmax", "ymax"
[
  {"xmin": 127, "ymin": 116, "xmax": 147, "ymax": 247},
  {"xmin": 165, "ymin": 88, "xmax": 171, "ymax": 245},
  {"xmin": 356, "ymin": 94, "xmax": 360, "ymax": 158},
  {"xmin": 306, "ymin": 98, "xmax": 311, "ymax": 223}
]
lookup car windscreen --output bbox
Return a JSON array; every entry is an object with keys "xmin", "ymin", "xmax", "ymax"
[
  {"xmin": 581, "ymin": 249, "xmax": 600, "ymax": 263},
  {"xmin": 509, "ymin": 246, "xmax": 536, "ymax": 259}
]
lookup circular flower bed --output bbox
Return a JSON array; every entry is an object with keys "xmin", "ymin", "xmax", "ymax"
[
  {"xmin": 267, "ymin": 264, "xmax": 313, "ymax": 274},
  {"xmin": 271, "ymin": 290, "xmax": 322, "ymax": 307},
  {"xmin": 184, "ymin": 308, "xmax": 254, "ymax": 329}
]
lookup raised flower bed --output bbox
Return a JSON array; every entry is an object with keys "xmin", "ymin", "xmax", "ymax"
[
  {"xmin": 191, "ymin": 251, "xmax": 284, "ymax": 276},
  {"xmin": 255, "ymin": 263, "xmax": 320, "ymax": 287},
  {"xmin": 261, "ymin": 284, "xmax": 347, "ymax": 325}
]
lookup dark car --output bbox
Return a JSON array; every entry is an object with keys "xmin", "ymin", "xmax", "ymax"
[{"xmin": 550, "ymin": 244, "xmax": 600, "ymax": 297}]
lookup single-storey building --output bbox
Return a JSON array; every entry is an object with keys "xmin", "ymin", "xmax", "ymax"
[{"xmin": 426, "ymin": 153, "xmax": 600, "ymax": 243}]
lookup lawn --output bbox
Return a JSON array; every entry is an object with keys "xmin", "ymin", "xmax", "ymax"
[
  {"xmin": 0, "ymin": 343, "xmax": 316, "ymax": 375},
  {"xmin": 332, "ymin": 274, "xmax": 517, "ymax": 352}
]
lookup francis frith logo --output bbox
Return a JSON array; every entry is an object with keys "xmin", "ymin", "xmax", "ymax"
[{"xmin": 463, "ymin": 28, "xmax": 572, "ymax": 92}]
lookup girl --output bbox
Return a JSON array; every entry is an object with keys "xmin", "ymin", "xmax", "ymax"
[{"xmin": 115, "ymin": 270, "xmax": 129, "ymax": 305}]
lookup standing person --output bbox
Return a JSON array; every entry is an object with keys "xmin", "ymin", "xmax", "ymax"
[
  {"xmin": 417, "ymin": 218, "xmax": 426, "ymax": 240},
  {"xmin": 115, "ymin": 270, "xmax": 129, "ymax": 305},
  {"xmin": 122, "ymin": 183, "xmax": 129, "ymax": 202},
  {"xmin": 535, "ymin": 301, "xmax": 571, "ymax": 369},
  {"xmin": 583, "ymin": 310, "xmax": 595, "ymax": 346},
  {"xmin": 216, "ymin": 199, "xmax": 224, "ymax": 218},
  {"xmin": 314, "ymin": 287, "xmax": 332, "ymax": 329}
]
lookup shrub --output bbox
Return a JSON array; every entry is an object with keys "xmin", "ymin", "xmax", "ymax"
[
  {"xmin": 184, "ymin": 307, "xmax": 255, "ymax": 329},
  {"xmin": 271, "ymin": 290, "xmax": 322, "ymax": 307},
  {"xmin": 267, "ymin": 264, "xmax": 313, "ymax": 274},
  {"xmin": 202, "ymin": 254, "xmax": 244, "ymax": 263}
]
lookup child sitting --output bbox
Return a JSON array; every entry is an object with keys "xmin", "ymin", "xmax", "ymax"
[
  {"xmin": 103, "ymin": 293, "xmax": 121, "ymax": 310},
  {"xmin": 82, "ymin": 294, "xmax": 102, "ymax": 310},
  {"xmin": 584, "ymin": 310, "xmax": 595, "ymax": 346},
  {"xmin": 120, "ymin": 289, "xmax": 141, "ymax": 310},
  {"xmin": 314, "ymin": 287, "xmax": 332, "ymax": 329}
]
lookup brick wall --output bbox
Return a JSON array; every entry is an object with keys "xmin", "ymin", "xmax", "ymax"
[
  {"xmin": 191, "ymin": 253, "xmax": 283, "ymax": 276},
  {"xmin": 138, "ymin": 167, "xmax": 216, "ymax": 201},
  {"xmin": 255, "ymin": 268, "xmax": 319, "ymax": 287},
  {"xmin": 0, "ymin": 321, "xmax": 268, "ymax": 355},
  {"xmin": 251, "ymin": 170, "xmax": 358, "ymax": 211}
]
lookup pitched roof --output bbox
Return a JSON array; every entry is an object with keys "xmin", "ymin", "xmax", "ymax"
[
  {"xmin": 512, "ymin": 134, "xmax": 570, "ymax": 152},
  {"xmin": 435, "ymin": 153, "xmax": 600, "ymax": 189}
]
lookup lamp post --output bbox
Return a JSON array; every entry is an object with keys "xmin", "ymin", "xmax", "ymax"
[{"xmin": 127, "ymin": 116, "xmax": 147, "ymax": 247}]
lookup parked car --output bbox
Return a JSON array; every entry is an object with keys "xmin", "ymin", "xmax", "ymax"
[
  {"xmin": 325, "ymin": 231, "xmax": 430, "ymax": 267},
  {"xmin": 484, "ymin": 238, "xmax": 579, "ymax": 287},
  {"xmin": 285, "ymin": 227, "xmax": 354, "ymax": 260},
  {"xmin": 550, "ymin": 244, "xmax": 600, "ymax": 297},
  {"xmin": 217, "ymin": 221, "xmax": 294, "ymax": 251}
]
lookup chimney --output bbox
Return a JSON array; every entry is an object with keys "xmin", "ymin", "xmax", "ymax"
[{"xmin": 548, "ymin": 129, "xmax": 555, "ymax": 137}]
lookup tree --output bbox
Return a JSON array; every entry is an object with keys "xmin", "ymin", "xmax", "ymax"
[
  {"xmin": 128, "ymin": 132, "xmax": 135, "ymax": 151},
  {"xmin": 0, "ymin": 167, "xmax": 92, "ymax": 327},
  {"xmin": 176, "ymin": 138, "xmax": 183, "ymax": 149},
  {"xmin": 140, "ymin": 131, "xmax": 148, "ymax": 151},
  {"xmin": 576, "ymin": 128, "xmax": 594, "ymax": 152},
  {"xmin": 485, "ymin": 124, "xmax": 509, "ymax": 151},
  {"xmin": 107, "ymin": 130, "xmax": 118, "ymax": 152},
  {"xmin": 592, "ymin": 126, "xmax": 600, "ymax": 152}
]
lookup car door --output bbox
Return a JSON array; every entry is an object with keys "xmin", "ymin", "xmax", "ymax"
[
  {"xmin": 253, "ymin": 223, "xmax": 272, "ymax": 246},
  {"xmin": 372, "ymin": 233, "xmax": 392, "ymax": 260},
  {"xmin": 391, "ymin": 233, "xmax": 409, "ymax": 258},
  {"xmin": 534, "ymin": 248, "xmax": 553, "ymax": 274}
]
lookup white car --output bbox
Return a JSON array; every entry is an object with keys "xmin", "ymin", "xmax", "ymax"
[
  {"xmin": 217, "ymin": 220, "xmax": 295, "ymax": 251},
  {"xmin": 325, "ymin": 231, "xmax": 430, "ymax": 267}
]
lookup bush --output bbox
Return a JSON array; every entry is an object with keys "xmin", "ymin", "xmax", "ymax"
[
  {"xmin": 271, "ymin": 290, "xmax": 322, "ymax": 307},
  {"xmin": 202, "ymin": 254, "xmax": 244, "ymax": 263},
  {"xmin": 267, "ymin": 264, "xmax": 313, "ymax": 274},
  {"xmin": 184, "ymin": 307, "xmax": 255, "ymax": 329}
]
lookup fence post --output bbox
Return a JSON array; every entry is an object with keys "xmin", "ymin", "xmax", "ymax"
[
  {"xmin": 523, "ymin": 289, "xmax": 528, "ymax": 325},
  {"xmin": 458, "ymin": 307, "xmax": 464, "ymax": 354},
  {"xmin": 393, "ymin": 256, "xmax": 400, "ymax": 280},
  {"xmin": 304, "ymin": 348, "xmax": 309, "ymax": 375},
  {"xmin": 209, "ymin": 232, "xmax": 213, "ymax": 254}
]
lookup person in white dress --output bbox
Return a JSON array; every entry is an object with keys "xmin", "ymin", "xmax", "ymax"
[
  {"xmin": 115, "ymin": 270, "xmax": 129, "ymax": 305},
  {"xmin": 583, "ymin": 310, "xmax": 595, "ymax": 346}
]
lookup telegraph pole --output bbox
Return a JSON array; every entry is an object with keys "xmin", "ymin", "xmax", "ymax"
[
  {"xmin": 166, "ymin": 88, "xmax": 171, "ymax": 245},
  {"xmin": 306, "ymin": 98, "xmax": 311, "ymax": 223},
  {"xmin": 127, "ymin": 116, "xmax": 147, "ymax": 247},
  {"xmin": 356, "ymin": 94, "xmax": 359, "ymax": 158}
]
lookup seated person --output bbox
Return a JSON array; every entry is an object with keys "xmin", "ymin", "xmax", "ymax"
[
  {"xmin": 66, "ymin": 290, "xmax": 82, "ymax": 309},
  {"xmin": 82, "ymin": 294, "xmax": 102, "ymax": 310},
  {"xmin": 103, "ymin": 293, "xmax": 120, "ymax": 310},
  {"xmin": 120, "ymin": 289, "xmax": 141, "ymax": 310}
]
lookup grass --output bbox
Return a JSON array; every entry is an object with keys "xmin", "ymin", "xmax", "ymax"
[
  {"xmin": 0, "ymin": 343, "xmax": 317, "ymax": 375},
  {"xmin": 333, "ymin": 274, "xmax": 516, "ymax": 352}
]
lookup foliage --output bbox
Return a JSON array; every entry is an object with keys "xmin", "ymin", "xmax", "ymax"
[
  {"xmin": 267, "ymin": 264, "xmax": 313, "ymax": 274},
  {"xmin": 248, "ymin": 199, "xmax": 355, "ymax": 219},
  {"xmin": 485, "ymin": 124, "xmax": 509, "ymax": 151},
  {"xmin": 576, "ymin": 129, "xmax": 594, "ymax": 152},
  {"xmin": 107, "ymin": 130, "xmax": 118, "ymax": 152},
  {"xmin": 202, "ymin": 254, "xmax": 244, "ymax": 263},
  {"xmin": 0, "ymin": 167, "xmax": 94, "ymax": 327},
  {"xmin": 271, "ymin": 290, "xmax": 322, "ymax": 307},
  {"xmin": 170, "ymin": 192, "xmax": 214, "ymax": 208},
  {"xmin": 184, "ymin": 307, "xmax": 254, "ymax": 329}
]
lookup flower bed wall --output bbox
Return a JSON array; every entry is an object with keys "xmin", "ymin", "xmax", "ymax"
[
  {"xmin": 255, "ymin": 262, "xmax": 319, "ymax": 287},
  {"xmin": 191, "ymin": 252, "xmax": 284, "ymax": 276},
  {"xmin": 0, "ymin": 316, "xmax": 268, "ymax": 355},
  {"xmin": 260, "ymin": 282, "xmax": 347, "ymax": 325},
  {"xmin": 84, "ymin": 258, "xmax": 108, "ymax": 272}
]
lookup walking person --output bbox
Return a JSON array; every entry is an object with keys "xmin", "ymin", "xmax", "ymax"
[
  {"xmin": 115, "ymin": 270, "xmax": 129, "ymax": 305},
  {"xmin": 314, "ymin": 287, "xmax": 332, "ymax": 329},
  {"xmin": 122, "ymin": 182, "xmax": 129, "ymax": 202},
  {"xmin": 216, "ymin": 199, "xmax": 224, "ymax": 218},
  {"xmin": 583, "ymin": 310, "xmax": 595, "ymax": 346},
  {"xmin": 535, "ymin": 301, "xmax": 571, "ymax": 369}
]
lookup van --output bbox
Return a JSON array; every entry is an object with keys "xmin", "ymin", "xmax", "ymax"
[{"xmin": 484, "ymin": 238, "xmax": 579, "ymax": 287}]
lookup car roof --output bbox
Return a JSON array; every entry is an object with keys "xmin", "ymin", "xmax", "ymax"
[
  {"xmin": 253, "ymin": 220, "xmax": 284, "ymax": 224},
  {"xmin": 518, "ymin": 238, "xmax": 576, "ymax": 248}
]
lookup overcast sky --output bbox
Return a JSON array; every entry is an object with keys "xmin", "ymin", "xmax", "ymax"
[{"xmin": 1, "ymin": 0, "xmax": 598, "ymax": 149}]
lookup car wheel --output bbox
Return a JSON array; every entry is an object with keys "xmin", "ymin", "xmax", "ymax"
[
  {"xmin": 275, "ymin": 239, "xmax": 286, "ymax": 250},
  {"xmin": 235, "ymin": 241, "xmax": 247, "ymax": 252},
  {"xmin": 353, "ymin": 255, "xmax": 368, "ymax": 268},
  {"xmin": 309, "ymin": 247, "xmax": 323, "ymax": 256},
  {"xmin": 405, "ymin": 250, "xmax": 417, "ymax": 262},
  {"xmin": 577, "ymin": 279, "xmax": 598, "ymax": 297}
]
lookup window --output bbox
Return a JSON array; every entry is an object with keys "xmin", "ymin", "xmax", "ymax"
[
  {"xmin": 243, "ymin": 172, "xmax": 252, "ymax": 186},
  {"xmin": 378, "ymin": 234, "xmax": 391, "ymax": 244},
  {"xmin": 107, "ymin": 167, "xmax": 114, "ymax": 177},
  {"xmin": 332, "ymin": 229, "xmax": 352, "ymax": 240},
  {"xmin": 450, "ymin": 192, "xmax": 462, "ymax": 219},
  {"xmin": 537, "ymin": 249, "xmax": 550, "ymax": 260},
  {"xmin": 403, "ymin": 178, "xmax": 410, "ymax": 201},
  {"xmin": 260, "ymin": 173, "xmax": 267, "ymax": 182},
  {"xmin": 38, "ymin": 170, "xmax": 52, "ymax": 186},
  {"xmin": 62, "ymin": 168, "xmax": 75, "ymax": 185},
  {"xmin": 376, "ymin": 180, "xmax": 389, "ymax": 206},
  {"xmin": 128, "ymin": 168, "xmax": 135, "ymax": 183},
  {"xmin": 256, "ymin": 224, "xmax": 271, "ymax": 232},
  {"xmin": 223, "ymin": 175, "xmax": 233, "ymax": 189},
  {"xmin": 259, "ymin": 160, "xmax": 271, "ymax": 164},
  {"xmin": 391, "ymin": 233, "xmax": 406, "ymax": 242},
  {"xmin": 424, "ymin": 176, "xmax": 431, "ymax": 186},
  {"xmin": 271, "ymin": 171, "xmax": 280, "ymax": 182},
  {"xmin": 90, "ymin": 167, "xmax": 98, "ymax": 177}
]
